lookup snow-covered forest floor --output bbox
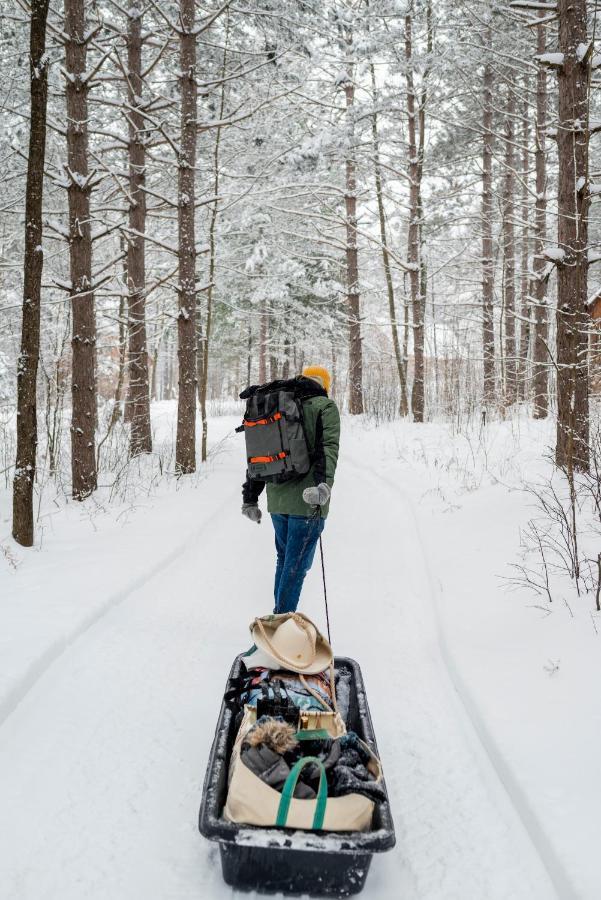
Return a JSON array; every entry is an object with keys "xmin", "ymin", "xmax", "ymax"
[{"xmin": 1, "ymin": 405, "xmax": 599, "ymax": 899}]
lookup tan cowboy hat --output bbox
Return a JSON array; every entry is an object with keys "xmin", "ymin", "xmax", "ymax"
[{"xmin": 245, "ymin": 612, "xmax": 333, "ymax": 675}]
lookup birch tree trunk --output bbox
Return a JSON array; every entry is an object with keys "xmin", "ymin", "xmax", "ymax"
[
  {"xmin": 176, "ymin": 0, "xmax": 198, "ymax": 473},
  {"xmin": 532, "ymin": 22, "xmax": 549, "ymax": 419},
  {"xmin": 12, "ymin": 0, "xmax": 50, "ymax": 546},
  {"xmin": 481, "ymin": 30, "xmax": 495, "ymax": 404},
  {"xmin": 126, "ymin": 5, "xmax": 152, "ymax": 456},
  {"xmin": 65, "ymin": 0, "xmax": 97, "ymax": 498},
  {"xmin": 555, "ymin": 0, "xmax": 590, "ymax": 471}
]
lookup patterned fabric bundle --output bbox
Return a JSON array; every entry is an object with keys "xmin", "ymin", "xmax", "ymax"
[{"xmin": 245, "ymin": 668, "xmax": 334, "ymax": 712}]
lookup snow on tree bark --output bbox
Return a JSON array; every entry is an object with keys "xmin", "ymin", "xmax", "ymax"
[
  {"xmin": 126, "ymin": 4, "xmax": 152, "ymax": 457},
  {"xmin": 176, "ymin": 0, "xmax": 198, "ymax": 474},
  {"xmin": 555, "ymin": 0, "xmax": 590, "ymax": 471},
  {"xmin": 64, "ymin": 0, "xmax": 97, "ymax": 499}
]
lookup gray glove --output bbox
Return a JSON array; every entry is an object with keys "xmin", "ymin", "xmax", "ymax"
[
  {"xmin": 302, "ymin": 482, "xmax": 331, "ymax": 507},
  {"xmin": 242, "ymin": 503, "xmax": 262, "ymax": 524}
]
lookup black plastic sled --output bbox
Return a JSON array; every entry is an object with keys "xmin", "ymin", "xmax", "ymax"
[{"xmin": 198, "ymin": 655, "xmax": 396, "ymax": 897}]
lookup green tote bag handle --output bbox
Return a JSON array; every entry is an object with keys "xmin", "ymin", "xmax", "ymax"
[{"xmin": 276, "ymin": 756, "xmax": 328, "ymax": 830}]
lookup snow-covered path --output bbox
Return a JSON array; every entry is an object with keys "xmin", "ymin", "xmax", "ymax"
[{"xmin": 0, "ymin": 435, "xmax": 557, "ymax": 900}]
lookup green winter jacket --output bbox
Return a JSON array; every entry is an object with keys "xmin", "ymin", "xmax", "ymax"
[{"xmin": 266, "ymin": 395, "xmax": 340, "ymax": 518}]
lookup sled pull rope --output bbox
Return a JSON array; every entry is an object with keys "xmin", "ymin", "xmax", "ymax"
[{"xmin": 317, "ymin": 504, "xmax": 332, "ymax": 647}]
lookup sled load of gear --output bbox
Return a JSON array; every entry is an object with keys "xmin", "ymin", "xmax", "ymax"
[{"xmin": 198, "ymin": 612, "xmax": 396, "ymax": 897}]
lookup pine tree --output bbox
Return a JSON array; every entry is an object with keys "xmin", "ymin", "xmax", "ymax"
[{"xmin": 12, "ymin": 0, "xmax": 51, "ymax": 546}]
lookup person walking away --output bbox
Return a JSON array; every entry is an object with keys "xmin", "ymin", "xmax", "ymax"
[{"xmin": 241, "ymin": 366, "xmax": 340, "ymax": 614}]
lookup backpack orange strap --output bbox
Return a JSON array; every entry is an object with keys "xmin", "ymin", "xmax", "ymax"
[
  {"xmin": 244, "ymin": 412, "xmax": 282, "ymax": 427},
  {"xmin": 249, "ymin": 451, "xmax": 287, "ymax": 464}
]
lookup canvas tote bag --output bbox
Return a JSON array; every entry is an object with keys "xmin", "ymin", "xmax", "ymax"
[{"xmin": 224, "ymin": 727, "xmax": 382, "ymax": 832}]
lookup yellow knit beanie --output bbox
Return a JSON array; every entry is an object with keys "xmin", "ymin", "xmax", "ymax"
[{"xmin": 302, "ymin": 365, "xmax": 331, "ymax": 394}]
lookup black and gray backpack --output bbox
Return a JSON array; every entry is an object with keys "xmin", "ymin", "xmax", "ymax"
[{"xmin": 237, "ymin": 377, "xmax": 320, "ymax": 484}]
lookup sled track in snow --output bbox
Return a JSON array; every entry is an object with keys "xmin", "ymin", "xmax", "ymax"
[
  {"xmin": 0, "ymin": 480, "xmax": 240, "ymax": 731},
  {"xmin": 347, "ymin": 453, "xmax": 574, "ymax": 900}
]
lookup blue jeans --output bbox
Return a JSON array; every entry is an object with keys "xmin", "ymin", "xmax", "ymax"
[{"xmin": 271, "ymin": 514, "xmax": 325, "ymax": 614}]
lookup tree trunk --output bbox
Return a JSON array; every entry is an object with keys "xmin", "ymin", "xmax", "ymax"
[
  {"xmin": 518, "ymin": 90, "xmax": 531, "ymax": 402},
  {"xmin": 502, "ymin": 80, "xmax": 517, "ymax": 407},
  {"xmin": 95, "ymin": 287, "xmax": 128, "ymax": 467},
  {"xmin": 111, "ymin": 288, "xmax": 127, "ymax": 424},
  {"xmin": 532, "ymin": 22, "xmax": 549, "ymax": 419},
  {"xmin": 416, "ymin": 6, "xmax": 431, "ymax": 417},
  {"xmin": 65, "ymin": 0, "xmax": 98, "ymax": 499},
  {"xmin": 555, "ymin": 0, "xmax": 590, "ymax": 471},
  {"xmin": 341, "ymin": 25, "xmax": 363, "ymax": 415},
  {"xmin": 331, "ymin": 339, "xmax": 337, "ymax": 399},
  {"xmin": 176, "ymin": 0, "xmax": 198, "ymax": 473},
  {"xmin": 431, "ymin": 271, "xmax": 440, "ymax": 408},
  {"xmin": 369, "ymin": 60, "xmax": 408, "ymax": 417},
  {"xmin": 258, "ymin": 310, "xmax": 268, "ymax": 383},
  {"xmin": 198, "ymin": 28, "xmax": 228, "ymax": 462},
  {"xmin": 150, "ymin": 339, "xmax": 159, "ymax": 402},
  {"xmin": 405, "ymin": 6, "xmax": 425, "ymax": 422},
  {"xmin": 270, "ymin": 345, "xmax": 278, "ymax": 382},
  {"xmin": 12, "ymin": 0, "xmax": 50, "ymax": 546},
  {"xmin": 247, "ymin": 320, "xmax": 252, "ymax": 385},
  {"xmin": 166, "ymin": 329, "xmax": 176, "ymax": 399},
  {"xmin": 282, "ymin": 336, "xmax": 291, "ymax": 380},
  {"xmin": 114, "ymin": 237, "xmax": 128, "ymax": 419},
  {"xmin": 126, "ymin": 5, "xmax": 152, "ymax": 456},
  {"xmin": 481, "ymin": 30, "xmax": 495, "ymax": 405}
]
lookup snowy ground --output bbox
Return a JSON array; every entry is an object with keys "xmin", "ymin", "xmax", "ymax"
[{"xmin": 0, "ymin": 406, "xmax": 598, "ymax": 899}]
